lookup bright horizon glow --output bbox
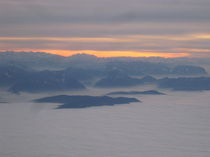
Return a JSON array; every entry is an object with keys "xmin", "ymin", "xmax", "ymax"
[
  {"xmin": 45, "ymin": 50, "xmax": 190, "ymax": 58},
  {"xmin": 0, "ymin": 49, "xmax": 190, "ymax": 58},
  {"xmin": 0, "ymin": 0, "xmax": 210, "ymax": 59},
  {"xmin": 0, "ymin": 33, "xmax": 210, "ymax": 58}
]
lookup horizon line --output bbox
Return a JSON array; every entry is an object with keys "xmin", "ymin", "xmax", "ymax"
[{"xmin": 0, "ymin": 49, "xmax": 192, "ymax": 58}]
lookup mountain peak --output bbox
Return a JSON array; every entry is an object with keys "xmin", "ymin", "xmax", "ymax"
[{"xmin": 69, "ymin": 53, "xmax": 97, "ymax": 59}]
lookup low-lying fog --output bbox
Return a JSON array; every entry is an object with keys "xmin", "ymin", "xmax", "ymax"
[{"xmin": 0, "ymin": 86, "xmax": 210, "ymax": 157}]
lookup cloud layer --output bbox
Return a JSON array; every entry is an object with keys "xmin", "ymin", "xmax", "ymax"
[{"xmin": 0, "ymin": 0, "xmax": 210, "ymax": 57}]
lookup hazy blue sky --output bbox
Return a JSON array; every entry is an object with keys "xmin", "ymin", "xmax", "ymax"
[{"xmin": 0, "ymin": 0, "xmax": 210, "ymax": 57}]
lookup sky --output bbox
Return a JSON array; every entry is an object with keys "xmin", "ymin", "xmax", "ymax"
[{"xmin": 0, "ymin": 0, "xmax": 210, "ymax": 58}]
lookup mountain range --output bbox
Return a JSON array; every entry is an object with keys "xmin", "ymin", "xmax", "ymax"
[{"xmin": 0, "ymin": 51, "xmax": 210, "ymax": 93}]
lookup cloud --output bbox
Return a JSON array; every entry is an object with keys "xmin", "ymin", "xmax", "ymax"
[
  {"xmin": 0, "ymin": 0, "xmax": 210, "ymax": 57},
  {"xmin": 1, "ymin": 0, "xmax": 210, "ymax": 25}
]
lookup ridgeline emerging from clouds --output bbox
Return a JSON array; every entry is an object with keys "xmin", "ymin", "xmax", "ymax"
[
  {"xmin": 0, "ymin": 51, "xmax": 210, "ymax": 93},
  {"xmin": 0, "ymin": 51, "xmax": 210, "ymax": 70}
]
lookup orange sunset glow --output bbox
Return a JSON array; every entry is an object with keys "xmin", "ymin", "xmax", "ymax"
[
  {"xmin": 1, "ymin": 49, "xmax": 191, "ymax": 58},
  {"xmin": 37, "ymin": 50, "xmax": 191, "ymax": 58},
  {"xmin": 0, "ymin": 33, "xmax": 210, "ymax": 58},
  {"xmin": 1, "ymin": 1, "xmax": 210, "ymax": 157}
]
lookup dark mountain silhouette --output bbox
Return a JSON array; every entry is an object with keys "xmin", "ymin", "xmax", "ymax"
[
  {"xmin": 35, "ymin": 95, "xmax": 140, "ymax": 109},
  {"xmin": 63, "ymin": 67, "xmax": 104, "ymax": 81},
  {"xmin": 0, "ymin": 52, "xmax": 209, "ymax": 93},
  {"xmin": 172, "ymin": 65, "xmax": 207, "ymax": 75},
  {"xmin": 9, "ymin": 70, "xmax": 85, "ymax": 93},
  {"xmin": 158, "ymin": 77, "xmax": 210, "ymax": 91},
  {"xmin": 106, "ymin": 61, "xmax": 207, "ymax": 75},
  {"xmin": 106, "ymin": 90, "xmax": 165, "ymax": 95},
  {"xmin": 0, "ymin": 65, "xmax": 29, "ymax": 86},
  {"xmin": 106, "ymin": 61, "xmax": 171, "ymax": 75},
  {"xmin": 0, "ymin": 51, "xmax": 65, "ymax": 70},
  {"xmin": 0, "ymin": 65, "xmax": 85, "ymax": 93},
  {"xmin": 94, "ymin": 69, "xmax": 142, "ymax": 87},
  {"xmin": 65, "ymin": 53, "xmax": 106, "ymax": 70},
  {"xmin": 95, "ymin": 70, "xmax": 157, "ymax": 87},
  {"xmin": 96, "ymin": 72, "xmax": 210, "ymax": 91},
  {"xmin": 1, "ymin": 64, "xmax": 209, "ymax": 92},
  {"xmin": 0, "ymin": 52, "xmax": 207, "ymax": 76}
]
